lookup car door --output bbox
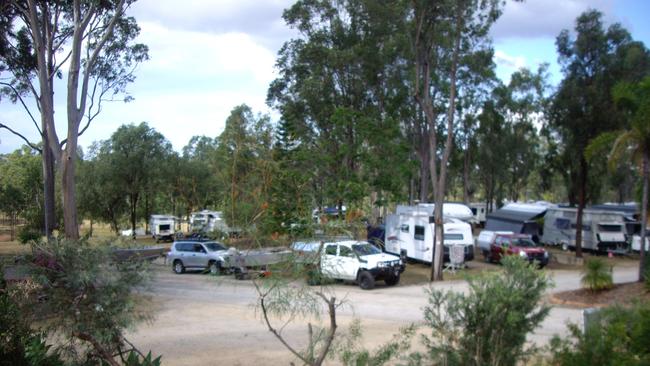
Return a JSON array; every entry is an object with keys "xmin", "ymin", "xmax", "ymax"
[
  {"xmin": 187, "ymin": 243, "xmax": 209, "ymax": 267},
  {"xmin": 320, "ymin": 244, "xmax": 340, "ymax": 278},
  {"xmin": 337, "ymin": 245, "xmax": 360, "ymax": 280}
]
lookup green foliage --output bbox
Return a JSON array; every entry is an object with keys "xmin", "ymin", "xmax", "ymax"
[
  {"xmin": 333, "ymin": 319, "xmax": 416, "ymax": 366},
  {"xmin": 0, "ymin": 271, "xmax": 64, "ymax": 366},
  {"xmin": 16, "ymin": 227, "xmax": 40, "ymax": 244},
  {"xmin": 123, "ymin": 350, "xmax": 163, "ymax": 366},
  {"xmin": 412, "ymin": 256, "xmax": 551, "ymax": 366},
  {"xmin": 581, "ymin": 258, "xmax": 613, "ymax": 291},
  {"xmin": 550, "ymin": 302, "xmax": 650, "ymax": 365},
  {"xmin": 27, "ymin": 238, "xmax": 153, "ymax": 363}
]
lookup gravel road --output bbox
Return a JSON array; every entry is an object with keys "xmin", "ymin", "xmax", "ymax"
[{"xmin": 127, "ymin": 260, "xmax": 640, "ymax": 365}]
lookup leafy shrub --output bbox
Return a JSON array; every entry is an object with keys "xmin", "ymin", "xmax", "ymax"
[
  {"xmin": 550, "ymin": 302, "xmax": 650, "ymax": 365},
  {"xmin": 27, "ymin": 238, "xmax": 154, "ymax": 363},
  {"xmin": 0, "ymin": 271, "xmax": 64, "ymax": 366},
  {"xmin": 17, "ymin": 227, "xmax": 41, "ymax": 244},
  {"xmin": 411, "ymin": 256, "xmax": 552, "ymax": 366},
  {"xmin": 581, "ymin": 258, "xmax": 613, "ymax": 291}
]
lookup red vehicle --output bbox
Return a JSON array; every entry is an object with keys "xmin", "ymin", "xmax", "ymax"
[{"xmin": 487, "ymin": 234, "xmax": 549, "ymax": 268}]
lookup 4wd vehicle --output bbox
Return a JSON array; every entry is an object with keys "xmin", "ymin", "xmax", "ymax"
[
  {"xmin": 293, "ymin": 240, "xmax": 405, "ymax": 290},
  {"xmin": 167, "ymin": 240, "xmax": 229, "ymax": 274},
  {"xmin": 485, "ymin": 233, "xmax": 549, "ymax": 267}
]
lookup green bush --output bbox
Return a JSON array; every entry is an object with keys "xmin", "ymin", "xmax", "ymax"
[
  {"xmin": 17, "ymin": 227, "xmax": 41, "ymax": 244},
  {"xmin": 0, "ymin": 271, "xmax": 64, "ymax": 366},
  {"xmin": 550, "ymin": 302, "xmax": 650, "ymax": 365},
  {"xmin": 581, "ymin": 258, "xmax": 613, "ymax": 291},
  {"xmin": 411, "ymin": 256, "xmax": 552, "ymax": 366},
  {"xmin": 27, "ymin": 238, "xmax": 155, "ymax": 364}
]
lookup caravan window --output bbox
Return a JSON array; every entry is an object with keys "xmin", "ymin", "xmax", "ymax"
[
  {"xmin": 444, "ymin": 233, "xmax": 464, "ymax": 241},
  {"xmin": 598, "ymin": 224, "xmax": 622, "ymax": 232},
  {"xmin": 400, "ymin": 224, "xmax": 409, "ymax": 233},
  {"xmin": 554, "ymin": 218, "xmax": 570, "ymax": 230},
  {"xmin": 414, "ymin": 225, "xmax": 425, "ymax": 241}
]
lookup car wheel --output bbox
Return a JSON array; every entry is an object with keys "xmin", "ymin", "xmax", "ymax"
[
  {"xmin": 358, "ymin": 271, "xmax": 375, "ymax": 290},
  {"xmin": 209, "ymin": 261, "xmax": 223, "ymax": 275},
  {"xmin": 173, "ymin": 260, "xmax": 185, "ymax": 274},
  {"xmin": 482, "ymin": 250, "xmax": 491, "ymax": 263},
  {"xmin": 384, "ymin": 273, "xmax": 400, "ymax": 286}
]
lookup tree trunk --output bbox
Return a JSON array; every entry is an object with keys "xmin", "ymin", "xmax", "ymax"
[
  {"xmin": 42, "ymin": 131, "xmax": 56, "ymax": 238},
  {"xmin": 62, "ymin": 149, "xmax": 79, "ymax": 240},
  {"xmin": 463, "ymin": 144, "xmax": 471, "ymax": 204},
  {"xmin": 574, "ymin": 157, "xmax": 587, "ymax": 258},
  {"xmin": 639, "ymin": 153, "xmax": 648, "ymax": 282},
  {"xmin": 130, "ymin": 193, "xmax": 138, "ymax": 238}
]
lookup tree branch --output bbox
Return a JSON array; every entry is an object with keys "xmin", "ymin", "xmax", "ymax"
[
  {"xmin": 0, "ymin": 82, "xmax": 42, "ymax": 135},
  {"xmin": 0, "ymin": 123, "xmax": 41, "ymax": 152}
]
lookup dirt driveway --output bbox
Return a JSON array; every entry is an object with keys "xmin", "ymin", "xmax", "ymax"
[{"xmin": 127, "ymin": 259, "xmax": 640, "ymax": 365}]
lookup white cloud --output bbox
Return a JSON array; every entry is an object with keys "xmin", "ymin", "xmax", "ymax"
[
  {"xmin": 491, "ymin": 0, "xmax": 616, "ymax": 40},
  {"xmin": 494, "ymin": 50, "xmax": 527, "ymax": 70}
]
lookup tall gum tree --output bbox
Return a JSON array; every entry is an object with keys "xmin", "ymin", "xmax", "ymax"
[
  {"xmin": 411, "ymin": 0, "xmax": 509, "ymax": 280},
  {"xmin": 551, "ymin": 10, "xmax": 649, "ymax": 257},
  {"xmin": 1, "ymin": 0, "xmax": 148, "ymax": 239}
]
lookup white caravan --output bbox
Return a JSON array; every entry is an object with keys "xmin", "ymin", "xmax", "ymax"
[
  {"xmin": 384, "ymin": 204, "xmax": 475, "ymax": 263},
  {"xmin": 149, "ymin": 215, "xmax": 177, "ymax": 242},
  {"xmin": 190, "ymin": 210, "xmax": 228, "ymax": 233},
  {"xmin": 542, "ymin": 207, "xmax": 628, "ymax": 253},
  {"xmin": 468, "ymin": 202, "xmax": 488, "ymax": 226}
]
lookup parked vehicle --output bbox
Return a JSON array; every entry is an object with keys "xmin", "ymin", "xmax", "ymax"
[
  {"xmin": 542, "ymin": 207, "xmax": 629, "ymax": 253},
  {"xmin": 291, "ymin": 240, "xmax": 404, "ymax": 290},
  {"xmin": 476, "ymin": 230, "xmax": 514, "ymax": 258},
  {"xmin": 384, "ymin": 204, "xmax": 475, "ymax": 264},
  {"xmin": 468, "ymin": 202, "xmax": 488, "ymax": 226},
  {"xmin": 484, "ymin": 203, "xmax": 548, "ymax": 242},
  {"xmin": 190, "ymin": 210, "xmax": 229, "ymax": 233},
  {"xmin": 484, "ymin": 233, "xmax": 549, "ymax": 267},
  {"xmin": 149, "ymin": 215, "xmax": 177, "ymax": 242},
  {"xmin": 167, "ymin": 240, "xmax": 229, "ymax": 274}
]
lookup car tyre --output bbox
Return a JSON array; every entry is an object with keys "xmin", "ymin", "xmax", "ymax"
[
  {"xmin": 209, "ymin": 261, "xmax": 223, "ymax": 275},
  {"xmin": 384, "ymin": 273, "xmax": 400, "ymax": 286},
  {"xmin": 358, "ymin": 271, "xmax": 375, "ymax": 290},
  {"xmin": 173, "ymin": 260, "xmax": 185, "ymax": 274}
]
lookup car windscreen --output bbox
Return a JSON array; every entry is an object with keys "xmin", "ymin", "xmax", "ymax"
[
  {"xmin": 352, "ymin": 243, "xmax": 381, "ymax": 256},
  {"xmin": 204, "ymin": 243, "xmax": 226, "ymax": 251},
  {"xmin": 513, "ymin": 238, "xmax": 536, "ymax": 247}
]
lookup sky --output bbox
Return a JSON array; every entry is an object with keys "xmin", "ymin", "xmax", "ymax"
[{"xmin": 1, "ymin": 0, "xmax": 650, "ymax": 155}]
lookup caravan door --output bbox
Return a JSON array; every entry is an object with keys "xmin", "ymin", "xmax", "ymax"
[{"xmin": 412, "ymin": 222, "xmax": 431, "ymax": 262}]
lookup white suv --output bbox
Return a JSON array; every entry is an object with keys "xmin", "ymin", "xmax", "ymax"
[{"xmin": 167, "ymin": 240, "xmax": 229, "ymax": 274}]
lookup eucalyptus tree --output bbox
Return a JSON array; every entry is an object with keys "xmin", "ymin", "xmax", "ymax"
[
  {"xmin": 94, "ymin": 122, "xmax": 172, "ymax": 237},
  {"xmin": 0, "ymin": 0, "xmax": 148, "ymax": 239},
  {"xmin": 268, "ymin": 0, "xmax": 412, "ymax": 218},
  {"xmin": 550, "ymin": 10, "xmax": 649, "ymax": 257},
  {"xmin": 410, "ymin": 0, "xmax": 509, "ymax": 280},
  {"xmin": 215, "ymin": 105, "xmax": 274, "ymax": 230}
]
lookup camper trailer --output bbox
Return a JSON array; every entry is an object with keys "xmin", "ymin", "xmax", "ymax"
[
  {"xmin": 149, "ymin": 215, "xmax": 177, "ymax": 242},
  {"xmin": 190, "ymin": 210, "xmax": 228, "ymax": 233},
  {"xmin": 384, "ymin": 204, "xmax": 474, "ymax": 263},
  {"xmin": 468, "ymin": 203, "xmax": 488, "ymax": 226},
  {"xmin": 542, "ymin": 207, "xmax": 628, "ymax": 253},
  {"xmin": 484, "ymin": 203, "xmax": 548, "ymax": 242}
]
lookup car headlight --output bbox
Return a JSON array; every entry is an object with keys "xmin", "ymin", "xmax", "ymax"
[
  {"xmin": 519, "ymin": 251, "xmax": 528, "ymax": 258},
  {"xmin": 377, "ymin": 261, "xmax": 386, "ymax": 268}
]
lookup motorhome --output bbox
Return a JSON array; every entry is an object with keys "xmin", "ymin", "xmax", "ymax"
[
  {"xmin": 190, "ymin": 210, "xmax": 228, "ymax": 233},
  {"xmin": 149, "ymin": 215, "xmax": 177, "ymax": 242},
  {"xmin": 542, "ymin": 207, "xmax": 628, "ymax": 253},
  {"xmin": 384, "ymin": 203, "xmax": 475, "ymax": 263}
]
